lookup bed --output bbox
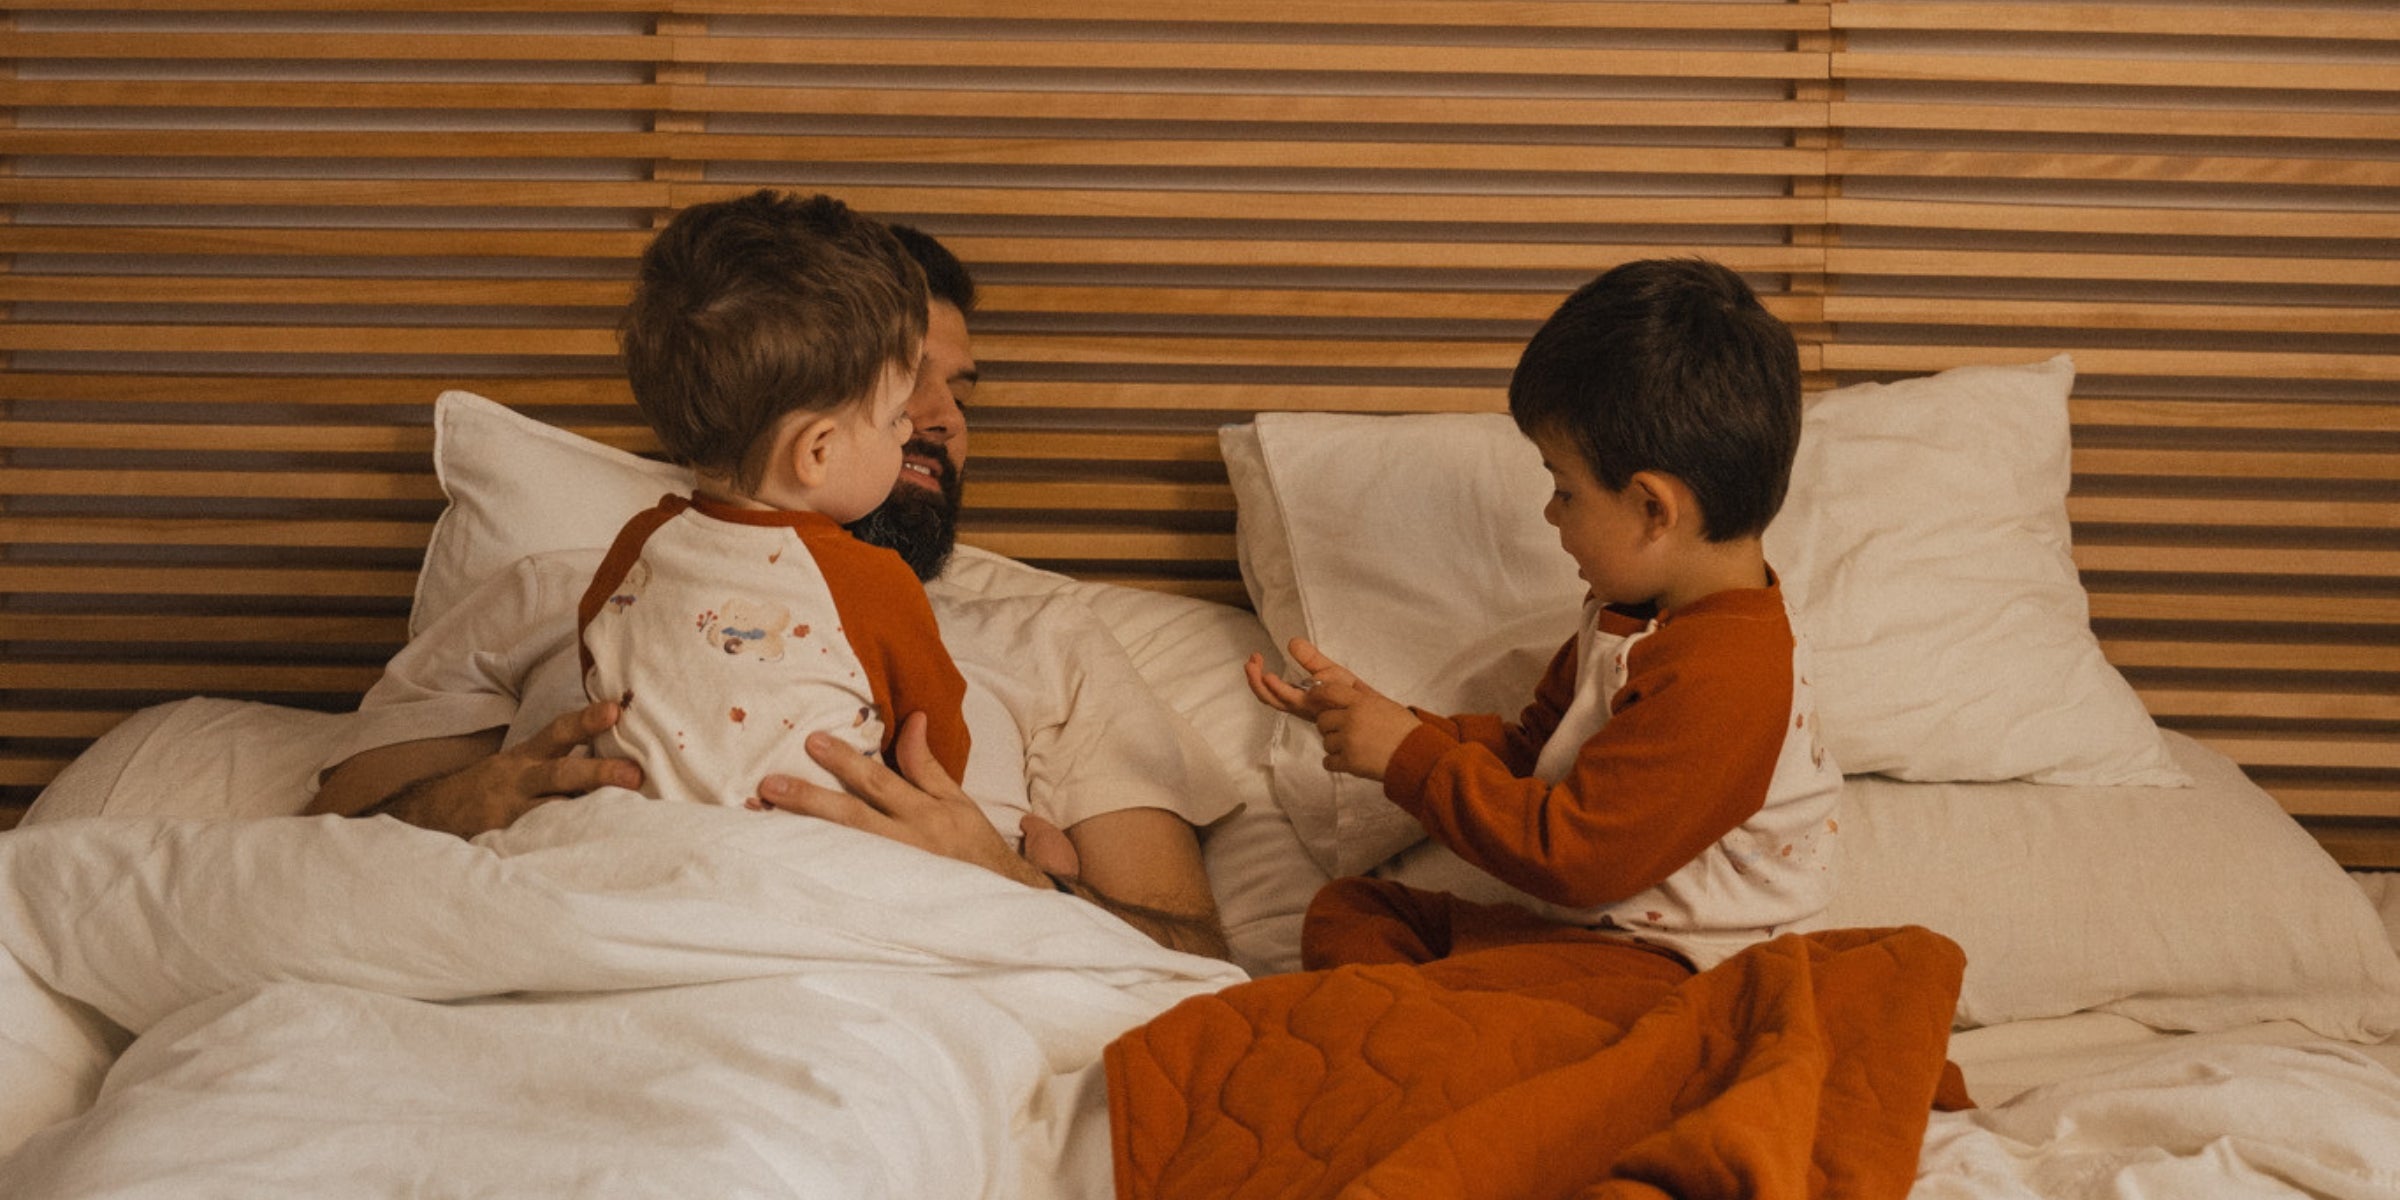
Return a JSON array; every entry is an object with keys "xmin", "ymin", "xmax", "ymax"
[{"xmin": 6, "ymin": 367, "xmax": 2400, "ymax": 1198}]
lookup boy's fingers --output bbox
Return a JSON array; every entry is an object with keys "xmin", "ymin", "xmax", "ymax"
[
  {"xmin": 1244, "ymin": 655, "xmax": 1309, "ymax": 713},
  {"xmin": 1287, "ymin": 638, "xmax": 1338, "ymax": 675}
]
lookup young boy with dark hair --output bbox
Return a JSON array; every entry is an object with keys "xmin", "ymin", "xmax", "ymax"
[
  {"xmin": 579, "ymin": 189, "xmax": 970, "ymax": 808},
  {"xmin": 1247, "ymin": 258, "xmax": 1839, "ymax": 971}
]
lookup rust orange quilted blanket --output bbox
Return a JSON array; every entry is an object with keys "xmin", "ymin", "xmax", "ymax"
[{"xmin": 1106, "ymin": 924, "xmax": 1969, "ymax": 1200}]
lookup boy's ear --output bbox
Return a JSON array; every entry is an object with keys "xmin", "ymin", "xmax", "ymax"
[
  {"xmin": 1625, "ymin": 470, "xmax": 1686, "ymax": 540},
  {"xmin": 784, "ymin": 413, "xmax": 843, "ymax": 489}
]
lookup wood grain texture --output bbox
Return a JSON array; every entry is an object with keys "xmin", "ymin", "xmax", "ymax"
[{"xmin": 1, "ymin": 0, "xmax": 2391, "ymax": 859}]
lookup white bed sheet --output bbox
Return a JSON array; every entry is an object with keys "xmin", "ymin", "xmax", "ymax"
[
  {"xmin": 1927, "ymin": 1015, "xmax": 2400, "ymax": 1199},
  {"xmin": 0, "ymin": 795, "xmax": 1243, "ymax": 1198}
]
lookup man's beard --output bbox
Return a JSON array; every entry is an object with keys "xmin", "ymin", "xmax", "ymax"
[{"xmin": 848, "ymin": 437, "xmax": 962, "ymax": 583}]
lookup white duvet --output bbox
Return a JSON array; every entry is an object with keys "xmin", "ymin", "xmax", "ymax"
[
  {"xmin": 1916, "ymin": 1040, "xmax": 2400, "ymax": 1200},
  {"xmin": 0, "ymin": 794, "xmax": 1245, "ymax": 1199}
]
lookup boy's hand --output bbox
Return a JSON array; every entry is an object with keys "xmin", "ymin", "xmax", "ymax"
[
  {"xmin": 1243, "ymin": 637, "xmax": 1360, "ymax": 716},
  {"xmin": 1244, "ymin": 638, "xmax": 1419, "ymax": 782}
]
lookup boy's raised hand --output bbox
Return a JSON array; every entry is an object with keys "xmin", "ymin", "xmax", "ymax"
[{"xmin": 1243, "ymin": 638, "xmax": 1422, "ymax": 782}]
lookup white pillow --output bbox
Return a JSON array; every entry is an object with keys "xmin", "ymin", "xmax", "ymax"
[
  {"xmin": 410, "ymin": 390, "xmax": 689, "ymax": 637},
  {"xmin": 1763, "ymin": 356, "xmax": 2184, "ymax": 786},
  {"xmin": 1821, "ymin": 731, "xmax": 2400, "ymax": 1038},
  {"xmin": 1223, "ymin": 355, "xmax": 2187, "ymax": 877}
]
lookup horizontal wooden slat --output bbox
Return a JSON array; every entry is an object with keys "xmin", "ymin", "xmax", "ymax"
[
  {"xmin": 0, "ymin": 179, "xmax": 671, "ymax": 211},
  {"xmin": 0, "ymin": 324, "xmax": 615, "ymax": 356},
  {"xmin": 10, "ymin": 0, "xmax": 1822, "ymax": 25},
  {"xmin": 2076, "ymin": 545, "xmax": 2400, "ymax": 579},
  {"xmin": 1830, "ymin": 149, "xmax": 2400, "ymax": 189},
  {"xmin": 2139, "ymin": 688, "xmax": 2400, "ymax": 724},
  {"xmin": 0, "ymin": 663, "xmax": 384, "ymax": 692},
  {"xmin": 0, "ymin": 422, "xmax": 434, "ymax": 453},
  {"xmin": 0, "ymin": 516, "xmax": 435, "ymax": 548},
  {"xmin": 0, "ymin": 275, "xmax": 630, "ymax": 306},
  {"xmin": 2190, "ymin": 733, "xmax": 2400, "ymax": 771},
  {"xmin": 686, "ymin": 0, "xmax": 1830, "ymax": 29},
  {"xmin": 975, "ymin": 431, "xmax": 1220, "ymax": 465},
  {"xmin": 2088, "ymin": 592, "xmax": 2400, "ymax": 626},
  {"xmin": 2070, "ymin": 497, "xmax": 2398, "ymax": 531},
  {"xmin": 1826, "ymin": 295, "xmax": 2400, "ymax": 337},
  {"xmin": 686, "ymin": 87, "xmax": 1822, "ymax": 129},
  {"xmin": 0, "ymin": 80, "xmax": 668, "ymax": 111},
  {"xmin": 0, "ymin": 374, "xmax": 628, "ymax": 406},
  {"xmin": 0, "ymin": 711, "xmax": 136, "ymax": 740},
  {"xmin": 973, "ymin": 381, "xmax": 1502, "ymax": 413},
  {"xmin": 2069, "ymin": 399, "xmax": 2400, "ymax": 436},
  {"xmin": 1830, "ymin": 100, "xmax": 2400, "ymax": 142},
  {"xmin": 1829, "ymin": 199, "xmax": 2400, "ymax": 242},
  {"xmin": 0, "ymin": 565, "xmax": 418, "ymax": 597},
  {"xmin": 2267, "ymin": 782, "xmax": 2400, "ymax": 821},
  {"xmin": 0, "ymin": 469, "xmax": 437, "ymax": 501},
  {"xmin": 1832, "ymin": 2, "xmax": 2400, "ymax": 40},
  {"xmin": 0, "ymin": 225, "xmax": 649, "ymax": 257},
  {"xmin": 1, "ymin": 31, "xmax": 666, "ymax": 61},
  {"xmin": 1827, "ymin": 344, "xmax": 2400, "ymax": 383},
  {"xmin": 0, "ymin": 615, "xmax": 408, "ymax": 644},
  {"xmin": 962, "ymin": 480, "xmax": 1232, "ymax": 512},
  {"xmin": 1827, "ymin": 249, "xmax": 2400, "ymax": 290},
  {"xmin": 2100, "ymin": 640, "xmax": 2400, "ymax": 674},
  {"xmin": 680, "ymin": 39, "xmax": 1825, "ymax": 80},
  {"xmin": 1833, "ymin": 52, "xmax": 2400, "ymax": 93},
  {"xmin": 0, "ymin": 130, "xmax": 672, "ymax": 160},
  {"xmin": 2071, "ymin": 448, "xmax": 2399, "ymax": 482},
  {"xmin": 0, "ymin": 759, "xmax": 74, "ymax": 789}
]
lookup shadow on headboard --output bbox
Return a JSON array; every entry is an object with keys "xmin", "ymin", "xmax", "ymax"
[{"xmin": 2, "ymin": 3, "xmax": 2393, "ymax": 861}]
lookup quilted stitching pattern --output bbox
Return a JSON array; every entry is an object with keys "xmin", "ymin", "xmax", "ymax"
[{"xmin": 1108, "ymin": 928, "xmax": 1967, "ymax": 1200}]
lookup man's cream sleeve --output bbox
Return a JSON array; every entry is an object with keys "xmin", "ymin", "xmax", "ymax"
[
  {"xmin": 312, "ymin": 549, "xmax": 601, "ymax": 785},
  {"xmin": 932, "ymin": 589, "xmax": 1242, "ymax": 833}
]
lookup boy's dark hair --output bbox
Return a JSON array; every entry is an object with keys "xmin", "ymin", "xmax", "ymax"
[
  {"xmin": 1507, "ymin": 258, "xmax": 1801, "ymax": 541},
  {"xmin": 889, "ymin": 223, "xmax": 976, "ymax": 316},
  {"xmin": 620, "ymin": 190, "xmax": 928, "ymax": 491}
]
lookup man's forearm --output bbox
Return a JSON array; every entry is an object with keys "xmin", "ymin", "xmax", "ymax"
[
  {"xmin": 360, "ymin": 768, "xmax": 504, "ymax": 839},
  {"xmin": 1053, "ymin": 874, "xmax": 1230, "ymax": 961}
]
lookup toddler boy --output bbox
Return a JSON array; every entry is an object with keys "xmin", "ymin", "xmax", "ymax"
[{"xmin": 580, "ymin": 190, "xmax": 968, "ymax": 807}]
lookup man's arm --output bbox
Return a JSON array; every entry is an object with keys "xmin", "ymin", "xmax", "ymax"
[
  {"xmin": 1052, "ymin": 806, "xmax": 1227, "ymax": 960},
  {"xmin": 757, "ymin": 716, "xmax": 1229, "ymax": 960},
  {"xmin": 307, "ymin": 701, "xmax": 642, "ymax": 839}
]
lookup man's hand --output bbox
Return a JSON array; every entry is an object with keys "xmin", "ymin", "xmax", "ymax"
[
  {"xmin": 313, "ymin": 701, "xmax": 642, "ymax": 839},
  {"xmin": 754, "ymin": 713, "xmax": 1053, "ymax": 889},
  {"xmin": 754, "ymin": 714, "xmax": 1226, "ymax": 959},
  {"xmin": 1245, "ymin": 637, "xmax": 1421, "ymax": 782}
]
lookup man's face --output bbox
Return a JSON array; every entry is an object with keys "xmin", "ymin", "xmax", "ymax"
[{"xmin": 849, "ymin": 299, "xmax": 976, "ymax": 582}]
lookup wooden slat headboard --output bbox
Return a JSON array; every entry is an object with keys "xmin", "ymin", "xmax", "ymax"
[{"xmin": 3, "ymin": 1, "xmax": 2394, "ymax": 865}]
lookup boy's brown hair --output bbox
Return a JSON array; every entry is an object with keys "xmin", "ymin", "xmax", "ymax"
[
  {"xmin": 620, "ymin": 190, "xmax": 927, "ymax": 491},
  {"xmin": 1508, "ymin": 258, "xmax": 1801, "ymax": 541}
]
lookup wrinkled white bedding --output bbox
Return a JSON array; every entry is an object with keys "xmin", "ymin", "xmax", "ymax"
[
  {"xmin": 1917, "ymin": 1040, "xmax": 2400, "ymax": 1199},
  {"xmin": 0, "ymin": 793, "xmax": 1244, "ymax": 1198}
]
